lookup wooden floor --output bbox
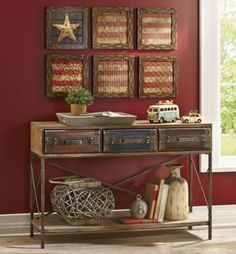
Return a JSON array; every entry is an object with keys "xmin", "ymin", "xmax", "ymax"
[{"xmin": 0, "ymin": 227, "xmax": 235, "ymax": 254}]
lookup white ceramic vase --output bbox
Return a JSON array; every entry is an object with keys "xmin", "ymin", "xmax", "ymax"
[{"xmin": 164, "ymin": 164, "xmax": 189, "ymax": 220}]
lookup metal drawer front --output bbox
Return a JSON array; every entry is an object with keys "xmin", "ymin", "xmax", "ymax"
[
  {"xmin": 159, "ymin": 128, "xmax": 211, "ymax": 152},
  {"xmin": 44, "ymin": 130, "xmax": 101, "ymax": 154},
  {"xmin": 103, "ymin": 129, "xmax": 157, "ymax": 153}
]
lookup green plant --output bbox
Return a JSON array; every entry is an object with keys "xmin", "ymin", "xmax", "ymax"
[{"xmin": 65, "ymin": 87, "xmax": 94, "ymax": 105}]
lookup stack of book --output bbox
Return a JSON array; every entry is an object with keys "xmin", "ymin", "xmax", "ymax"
[
  {"xmin": 120, "ymin": 177, "xmax": 169, "ymax": 224},
  {"xmin": 144, "ymin": 177, "xmax": 169, "ymax": 223}
]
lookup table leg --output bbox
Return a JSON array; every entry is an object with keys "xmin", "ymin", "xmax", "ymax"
[
  {"xmin": 30, "ymin": 154, "xmax": 34, "ymax": 238},
  {"xmin": 208, "ymin": 153, "xmax": 212, "ymax": 240},
  {"xmin": 40, "ymin": 158, "xmax": 45, "ymax": 249},
  {"xmin": 188, "ymin": 154, "xmax": 193, "ymax": 230}
]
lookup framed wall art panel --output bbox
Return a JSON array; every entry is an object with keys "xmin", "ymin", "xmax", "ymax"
[
  {"xmin": 139, "ymin": 56, "xmax": 178, "ymax": 98},
  {"xmin": 92, "ymin": 7, "xmax": 133, "ymax": 49},
  {"xmin": 93, "ymin": 56, "xmax": 134, "ymax": 97},
  {"xmin": 46, "ymin": 55, "xmax": 89, "ymax": 97},
  {"xmin": 138, "ymin": 8, "xmax": 177, "ymax": 50},
  {"xmin": 46, "ymin": 7, "xmax": 88, "ymax": 49}
]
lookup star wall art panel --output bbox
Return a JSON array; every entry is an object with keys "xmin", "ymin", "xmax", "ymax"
[{"xmin": 46, "ymin": 7, "xmax": 88, "ymax": 49}]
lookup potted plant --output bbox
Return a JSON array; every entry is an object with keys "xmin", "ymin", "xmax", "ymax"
[{"xmin": 65, "ymin": 87, "xmax": 94, "ymax": 116}]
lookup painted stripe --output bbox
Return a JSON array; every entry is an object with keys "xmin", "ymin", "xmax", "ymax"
[
  {"xmin": 144, "ymin": 87, "xmax": 172, "ymax": 93},
  {"xmin": 98, "ymin": 75, "xmax": 128, "ymax": 82},
  {"xmin": 98, "ymin": 64, "xmax": 128, "ymax": 71},
  {"xmin": 98, "ymin": 86, "xmax": 128, "ymax": 93},
  {"xmin": 97, "ymin": 32, "xmax": 127, "ymax": 38},
  {"xmin": 142, "ymin": 27, "xmax": 171, "ymax": 33},
  {"xmin": 52, "ymin": 63, "xmax": 83, "ymax": 71},
  {"xmin": 142, "ymin": 13, "xmax": 171, "ymax": 19},
  {"xmin": 97, "ymin": 26, "xmax": 127, "ymax": 33},
  {"xmin": 142, "ymin": 38, "xmax": 171, "ymax": 45},
  {"xmin": 52, "ymin": 80, "xmax": 82, "ymax": 88},
  {"xmin": 144, "ymin": 76, "xmax": 173, "ymax": 83},
  {"xmin": 96, "ymin": 21, "xmax": 127, "ymax": 26},
  {"xmin": 97, "ymin": 12, "xmax": 127, "ymax": 18},
  {"xmin": 144, "ymin": 62, "xmax": 173, "ymax": 67},
  {"xmin": 142, "ymin": 22, "xmax": 171, "ymax": 29},
  {"xmin": 96, "ymin": 38, "xmax": 127, "ymax": 44},
  {"xmin": 52, "ymin": 75, "xmax": 82, "ymax": 82},
  {"xmin": 143, "ymin": 82, "xmax": 173, "ymax": 88},
  {"xmin": 143, "ymin": 71, "xmax": 173, "ymax": 77},
  {"xmin": 52, "ymin": 70, "xmax": 82, "ymax": 76},
  {"xmin": 98, "ymin": 70, "xmax": 128, "ymax": 75},
  {"xmin": 142, "ymin": 33, "xmax": 171, "ymax": 40},
  {"xmin": 142, "ymin": 17, "xmax": 171, "ymax": 23}
]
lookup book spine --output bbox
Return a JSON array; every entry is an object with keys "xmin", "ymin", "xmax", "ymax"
[
  {"xmin": 153, "ymin": 180, "xmax": 164, "ymax": 220},
  {"xmin": 157, "ymin": 184, "xmax": 169, "ymax": 222},
  {"xmin": 144, "ymin": 183, "xmax": 159, "ymax": 219}
]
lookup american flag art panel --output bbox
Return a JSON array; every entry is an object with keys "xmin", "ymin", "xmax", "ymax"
[
  {"xmin": 92, "ymin": 7, "xmax": 133, "ymax": 49},
  {"xmin": 93, "ymin": 56, "xmax": 134, "ymax": 97},
  {"xmin": 139, "ymin": 56, "xmax": 178, "ymax": 98},
  {"xmin": 138, "ymin": 8, "xmax": 177, "ymax": 50},
  {"xmin": 46, "ymin": 55, "xmax": 89, "ymax": 97}
]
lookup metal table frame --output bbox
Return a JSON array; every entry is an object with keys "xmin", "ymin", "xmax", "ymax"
[{"xmin": 30, "ymin": 151, "xmax": 212, "ymax": 249}]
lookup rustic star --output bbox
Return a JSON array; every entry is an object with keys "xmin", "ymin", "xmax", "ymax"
[{"xmin": 52, "ymin": 13, "xmax": 80, "ymax": 42}]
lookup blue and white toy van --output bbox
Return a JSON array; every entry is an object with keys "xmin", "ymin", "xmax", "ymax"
[{"xmin": 147, "ymin": 100, "xmax": 180, "ymax": 123}]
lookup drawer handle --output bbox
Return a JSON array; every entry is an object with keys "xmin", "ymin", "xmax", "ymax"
[
  {"xmin": 178, "ymin": 137, "xmax": 196, "ymax": 142},
  {"xmin": 110, "ymin": 137, "xmax": 150, "ymax": 144},
  {"xmin": 166, "ymin": 135, "xmax": 208, "ymax": 143},
  {"xmin": 46, "ymin": 137, "xmax": 95, "ymax": 146}
]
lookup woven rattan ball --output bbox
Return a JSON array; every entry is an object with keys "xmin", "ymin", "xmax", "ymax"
[{"xmin": 51, "ymin": 185, "xmax": 115, "ymax": 225}]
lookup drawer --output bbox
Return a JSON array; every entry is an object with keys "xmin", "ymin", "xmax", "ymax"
[
  {"xmin": 44, "ymin": 130, "xmax": 101, "ymax": 154},
  {"xmin": 103, "ymin": 129, "xmax": 157, "ymax": 153},
  {"xmin": 158, "ymin": 128, "xmax": 211, "ymax": 152}
]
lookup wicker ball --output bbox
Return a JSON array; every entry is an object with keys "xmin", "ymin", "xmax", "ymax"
[{"xmin": 51, "ymin": 185, "xmax": 115, "ymax": 225}]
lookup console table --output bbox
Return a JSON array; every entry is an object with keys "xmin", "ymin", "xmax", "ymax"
[{"xmin": 30, "ymin": 120, "xmax": 212, "ymax": 248}]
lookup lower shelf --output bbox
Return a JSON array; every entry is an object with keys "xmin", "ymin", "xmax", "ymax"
[{"xmin": 31, "ymin": 213, "xmax": 209, "ymax": 234}]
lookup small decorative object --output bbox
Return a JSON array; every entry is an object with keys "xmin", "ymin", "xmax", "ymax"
[
  {"xmin": 92, "ymin": 7, "xmax": 133, "ymax": 49},
  {"xmin": 93, "ymin": 55, "xmax": 134, "ymax": 97},
  {"xmin": 164, "ymin": 164, "xmax": 189, "ymax": 220},
  {"xmin": 46, "ymin": 55, "xmax": 89, "ymax": 97},
  {"xmin": 181, "ymin": 110, "xmax": 202, "ymax": 123},
  {"xmin": 139, "ymin": 56, "xmax": 178, "ymax": 98},
  {"xmin": 137, "ymin": 8, "xmax": 177, "ymax": 50},
  {"xmin": 147, "ymin": 100, "xmax": 180, "ymax": 123},
  {"xmin": 46, "ymin": 7, "xmax": 88, "ymax": 49},
  {"xmin": 130, "ymin": 194, "xmax": 148, "ymax": 219},
  {"xmin": 65, "ymin": 87, "xmax": 93, "ymax": 116},
  {"xmin": 50, "ymin": 176, "xmax": 115, "ymax": 225}
]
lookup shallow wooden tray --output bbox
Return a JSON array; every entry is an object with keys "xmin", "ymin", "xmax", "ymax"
[{"xmin": 56, "ymin": 112, "xmax": 137, "ymax": 127}]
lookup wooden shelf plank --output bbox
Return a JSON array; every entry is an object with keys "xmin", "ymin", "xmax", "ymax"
[{"xmin": 31, "ymin": 213, "xmax": 208, "ymax": 234}]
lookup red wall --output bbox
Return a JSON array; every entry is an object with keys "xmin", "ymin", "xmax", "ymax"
[{"xmin": 1, "ymin": 0, "xmax": 235, "ymax": 214}]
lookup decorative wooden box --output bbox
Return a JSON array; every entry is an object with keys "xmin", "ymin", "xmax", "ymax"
[
  {"xmin": 103, "ymin": 129, "xmax": 157, "ymax": 153},
  {"xmin": 158, "ymin": 128, "xmax": 211, "ymax": 152},
  {"xmin": 44, "ymin": 129, "xmax": 101, "ymax": 154}
]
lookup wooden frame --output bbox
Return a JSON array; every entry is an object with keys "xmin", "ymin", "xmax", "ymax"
[
  {"xmin": 137, "ymin": 8, "xmax": 177, "ymax": 50},
  {"xmin": 139, "ymin": 56, "xmax": 178, "ymax": 98},
  {"xmin": 46, "ymin": 7, "xmax": 88, "ymax": 49},
  {"xmin": 92, "ymin": 7, "xmax": 133, "ymax": 49},
  {"xmin": 46, "ymin": 55, "xmax": 89, "ymax": 97},
  {"xmin": 93, "ymin": 56, "xmax": 134, "ymax": 98}
]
